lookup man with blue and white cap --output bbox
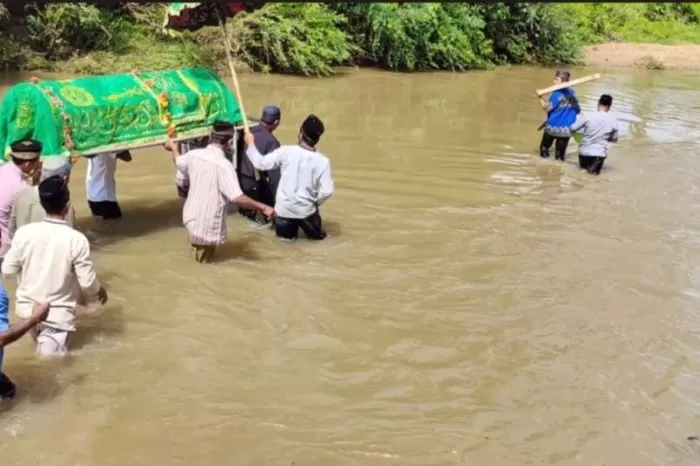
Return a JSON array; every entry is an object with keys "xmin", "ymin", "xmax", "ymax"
[
  {"xmin": 238, "ymin": 104, "xmax": 282, "ymax": 225},
  {"xmin": 9, "ymin": 155, "xmax": 76, "ymax": 237}
]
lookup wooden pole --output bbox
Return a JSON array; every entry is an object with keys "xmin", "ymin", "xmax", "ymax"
[
  {"xmin": 217, "ymin": 12, "xmax": 249, "ymax": 133},
  {"xmin": 535, "ymin": 73, "xmax": 601, "ymax": 97},
  {"xmin": 217, "ymin": 9, "xmax": 258, "ymax": 178}
]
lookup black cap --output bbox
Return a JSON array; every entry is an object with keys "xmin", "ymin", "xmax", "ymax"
[
  {"xmin": 38, "ymin": 175, "xmax": 70, "ymax": 212},
  {"xmin": 212, "ymin": 120, "xmax": 235, "ymax": 136},
  {"xmin": 599, "ymin": 94, "xmax": 613, "ymax": 107},
  {"xmin": 10, "ymin": 139, "xmax": 42, "ymax": 161},
  {"xmin": 300, "ymin": 114, "xmax": 325, "ymax": 145},
  {"xmin": 261, "ymin": 105, "xmax": 281, "ymax": 124}
]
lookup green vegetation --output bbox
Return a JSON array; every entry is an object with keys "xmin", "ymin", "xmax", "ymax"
[{"xmin": 0, "ymin": 2, "xmax": 699, "ymax": 76}]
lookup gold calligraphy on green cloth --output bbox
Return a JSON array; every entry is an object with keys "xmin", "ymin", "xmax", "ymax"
[{"xmin": 0, "ymin": 67, "xmax": 242, "ymax": 160}]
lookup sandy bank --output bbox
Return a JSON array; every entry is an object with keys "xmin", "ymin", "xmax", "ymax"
[{"xmin": 584, "ymin": 43, "xmax": 700, "ymax": 70}]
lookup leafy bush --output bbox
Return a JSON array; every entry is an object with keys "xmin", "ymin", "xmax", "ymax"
[
  {"xmin": 335, "ymin": 3, "xmax": 492, "ymax": 71},
  {"xmin": 25, "ymin": 4, "xmax": 122, "ymax": 60},
  {"xmin": 224, "ymin": 3, "xmax": 354, "ymax": 76}
]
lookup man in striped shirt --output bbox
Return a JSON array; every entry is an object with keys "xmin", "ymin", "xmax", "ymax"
[{"xmin": 164, "ymin": 121, "xmax": 274, "ymax": 263}]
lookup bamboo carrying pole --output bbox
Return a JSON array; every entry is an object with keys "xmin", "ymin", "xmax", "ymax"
[
  {"xmin": 535, "ymin": 73, "xmax": 601, "ymax": 97},
  {"xmin": 217, "ymin": 9, "xmax": 258, "ymax": 178}
]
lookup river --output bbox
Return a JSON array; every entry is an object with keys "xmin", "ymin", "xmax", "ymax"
[{"xmin": 2, "ymin": 67, "xmax": 700, "ymax": 465}]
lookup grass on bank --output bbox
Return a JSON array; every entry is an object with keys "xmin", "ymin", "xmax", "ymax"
[{"xmin": 2, "ymin": 3, "xmax": 700, "ymax": 76}]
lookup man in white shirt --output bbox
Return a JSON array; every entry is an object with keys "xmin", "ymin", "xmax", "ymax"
[
  {"xmin": 85, "ymin": 150, "xmax": 132, "ymax": 219},
  {"xmin": 2, "ymin": 176, "xmax": 108, "ymax": 357},
  {"xmin": 570, "ymin": 94, "xmax": 619, "ymax": 175},
  {"xmin": 244, "ymin": 114, "xmax": 334, "ymax": 241}
]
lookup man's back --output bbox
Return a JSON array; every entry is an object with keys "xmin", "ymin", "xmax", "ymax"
[
  {"xmin": 275, "ymin": 145, "xmax": 333, "ymax": 219},
  {"xmin": 2, "ymin": 220, "xmax": 99, "ymax": 330},
  {"xmin": 578, "ymin": 111, "xmax": 618, "ymax": 157}
]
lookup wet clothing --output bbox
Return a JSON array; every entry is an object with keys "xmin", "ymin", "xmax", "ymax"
[
  {"xmin": 86, "ymin": 153, "xmax": 122, "ymax": 219},
  {"xmin": 1, "ymin": 218, "xmax": 102, "ymax": 334},
  {"xmin": 275, "ymin": 210, "xmax": 327, "ymax": 241},
  {"xmin": 0, "ymin": 282, "xmax": 8, "ymax": 374},
  {"xmin": 239, "ymin": 125, "xmax": 281, "ymax": 222},
  {"xmin": 571, "ymin": 110, "xmax": 619, "ymax": 175},
  {"xmin": 539, "ymin": 132, "xmax": 570, "ymax": 161},
  {"xmin": 571, "ymin": 110, "xmax": 619, "ymax": 158},
  {"xmin": 578, "ymin": 155, "xmax": 606, "ymax": 175},
  {"xmin": 0, "ymin": 162, "xmax": 31, "ymax": 258},
  {"xmin": 10, "ymin": 186, "xmax": 76, "ymax": 236},
  {"xmin": 544, "ymin": 88, "xmax": 580, "ymax": 138},
  {"xmin": 175, "ymin": 144, "xmax": 244, "ymax": 249},
  {"xmin": 88, "ymin": 201, "xmax": 122, "ymax": 220},
  {"xmin": 246, "ymin": 143, "xmax": 333, "ymax": 240}
]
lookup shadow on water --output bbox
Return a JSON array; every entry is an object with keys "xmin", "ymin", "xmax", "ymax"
[
  {"xmin": 75, "ymin": 198, "xmax": 183, "ymax": 252},
  {"xmin": 0, "ymin": 357, "xmax": 87, "ymax": 414},
  {"xmin": 211, "ymin": 234, "xmax": 262, "ymax": 263}
]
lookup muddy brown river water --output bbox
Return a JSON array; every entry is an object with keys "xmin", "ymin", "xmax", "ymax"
[{"xmin": 2, "ymin": 66, "xmax": 700, "ymax": 465}]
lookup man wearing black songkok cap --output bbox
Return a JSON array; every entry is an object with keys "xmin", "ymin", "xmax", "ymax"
[
  {"xmin": 2, "ymin": 176, "xmax": 108, "ymax": 357},
  {"xmin": 0, "ymin": 139, "xmax": 43, "ymax": 263},
  {"xmin": 164, "ymin": 120, "xmax": 274, "ymax": 263},
  {"xmin": 570, "ymin": 93, "xmax": 619, "ymax": 175},
  {"xmin": 244, "ymin": 114, "xmax": 334, "ymax": 241},
  {"xmin": 238, "ymin": 105, "xmax": 283, "ymax": 227}
]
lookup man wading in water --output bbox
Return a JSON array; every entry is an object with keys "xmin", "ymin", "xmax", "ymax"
[
  {"xmin": 570, "ymin": 94, "xmax": 619, "ymax": 175},
  {"xmin": 2, "ymin": 176, "xmax": 107, "ymax": 358},
  {"xmin": 239, "ymin": 105, "xmax": 282, "ymax": 227},
  {"xmin": 244, "ymin": 114, "xmax": 334, "ymax": 241},
  {"xmin": 163, "ymin": 121, "xmax": 274, "ymax": 263},
  {"xmin": 537, "ymin": 70, "xmax": 581, "ymax": 161}
]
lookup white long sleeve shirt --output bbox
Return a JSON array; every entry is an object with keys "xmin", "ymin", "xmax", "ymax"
[
  {"xmin": 1, "ymin": 218, "xmax": 102, "ymax": 331},
  {"xmin": 245, "ymin": 144, "xmax": 334, "ymax": 219}
]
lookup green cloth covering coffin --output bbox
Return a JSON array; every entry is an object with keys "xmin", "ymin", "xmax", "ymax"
[{"xmin": 0, "ymin": 67, "xmax": 243, "ymax": 160}]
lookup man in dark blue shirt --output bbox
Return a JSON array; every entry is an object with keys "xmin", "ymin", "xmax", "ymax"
[{"xmin": 238, "ymin": 105, "xmax": 282, "ymax": 225}]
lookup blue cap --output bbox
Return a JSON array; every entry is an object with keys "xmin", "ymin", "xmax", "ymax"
[{"xmin": 261, "ymin": 105, "xmax": 281, "ymax": 124}]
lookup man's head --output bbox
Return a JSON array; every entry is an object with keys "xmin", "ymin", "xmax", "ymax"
[
  {"xmin": 298, "ymin": 114, "xmax": 325, "ymax": 147},
  {"xmin": 38, "ymin": 175, "xmax": 70, "ymax": 218},
  {"xmin": 598, "ymin": 94, "xmax": 613, "ymax": 111},
  {"xmin": 554, "ymin": 70, "xmax": 571, "ymax": 85},
  {"xmin": 10, "ymin": 139, "xmax": 42, "ymax": 181},
  {"xmin": 41, "ymin": 156, "xmax": 72, "ymax": 184},
  {"xmin": 209, "ymin": 120, "xmax": 235, "ymax": 151},
  {"xmin": 260, "ymin": 105, "xmax": 281, "ymax": 132}
]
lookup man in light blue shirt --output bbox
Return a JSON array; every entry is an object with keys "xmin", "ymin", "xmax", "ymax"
[
  {"xmin": 570, "ymin": 94, "xmax": 619, "ymax": 175},
  {"xmin": 0, "ymin": 282, "xmax": 50, "ymax": 399}
]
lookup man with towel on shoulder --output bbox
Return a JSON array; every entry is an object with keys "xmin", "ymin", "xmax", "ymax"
[
  {"xmin": 0, "ymin": 139, "xmax": 43, "ymax": 265},
  {"xmin": 163, "ymin": 120, "xmax": 274, "ymax": 263},
  {"xmin": 239, "ymin": 105, "xmax": 283, "ymax": 226},
  {"xmin": 244, "ymin": 114, "xmax": 334, "ymax": 241}
]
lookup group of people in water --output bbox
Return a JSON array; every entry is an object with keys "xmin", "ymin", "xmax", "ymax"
[
  {"xmin": 0, "ymin": 106, "xmax": 334, "ymax": 397},
  {"xmin": 0, "ymin": 71, "xmax": 618, "ymax": 400},
  {"xmin": 538, "ymin": 70, "xmax": 619, "ymax": 175}
]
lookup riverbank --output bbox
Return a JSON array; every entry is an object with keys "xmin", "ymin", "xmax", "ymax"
[{"xmin": 584, "ymin": 43, "xmax": 700, "ymax": 70}]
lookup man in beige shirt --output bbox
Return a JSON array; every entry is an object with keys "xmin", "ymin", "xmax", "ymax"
[
  {"xmin": 1, "ymin": 176, "xmax": 107, "ymax": 357},
  {"xmin": 9, "ymin": 156, "xmax": 76, "ymax": 237}
]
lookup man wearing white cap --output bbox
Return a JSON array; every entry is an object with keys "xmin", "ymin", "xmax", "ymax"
[{"xmin": 9, "ymin": 156, "xmax": 76, "ymax": 236}]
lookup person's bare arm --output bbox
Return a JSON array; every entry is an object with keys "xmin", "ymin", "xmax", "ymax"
[{"xmin": 0, "ymin": 303, "xmax": 50, "ymax": 347}]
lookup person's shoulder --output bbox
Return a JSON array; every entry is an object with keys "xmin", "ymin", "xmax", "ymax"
[
  {"xmin": 67, "ymin": 228, "xmax": 91, "ymax": 246},
  {"xmin": 313, "ymin": 150, "xmax": 331, "ymax": 166}
]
